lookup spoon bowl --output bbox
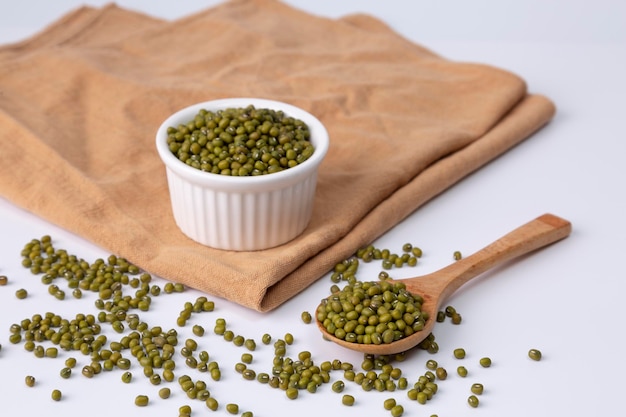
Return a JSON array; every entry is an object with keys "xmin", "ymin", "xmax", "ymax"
[{"xmin": 316, "ymin": 213, "xmax": 572, "ymax": 355}]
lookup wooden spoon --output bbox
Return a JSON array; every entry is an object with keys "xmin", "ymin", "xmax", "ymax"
[{"xmin": 316, "ymin": 213, "xmax": 572, "ymax": 355}]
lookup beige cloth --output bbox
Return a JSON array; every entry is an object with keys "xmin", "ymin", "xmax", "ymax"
[{"xmin": 0, "ymin": 0, "xmax": 555, "ymax": 311}]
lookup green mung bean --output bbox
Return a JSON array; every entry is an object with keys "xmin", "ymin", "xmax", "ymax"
[
  {"xmin": 454, "ymin": 348, "xmax": 466, "ymax": 359},
  {"xmin": 479, "ymin": 357, "xmax": 492, "ymax": 368},
  {"xmin": 82, "ymin": 365, "xmax": 95, "ymax": 378},
  {"xmin": 15, "ymin": 288, "xmax": 28, "ymax": 299},
  {"xmin": 384, "ymin": 398, "xmax": 396, "ymax": 410},
  {"xmin": 391, "ymin": 405, "xmax": 404, "ymax": 417},
  {"xmin": 417, "ymin": 391, "xmax": 428, "ymax": 404},
  {"xmin": 528, "ymin": 348, "xmax": 542, "ymax": 361},
  {"xmin": 192, "ymin": 325, "xmax": 205, "ymax": 337},
  {"xmin": 457, "ymin": 366, "xmax": 468, "ymax": 377},
  {"xmin": 60, "ymin": 367, "xmax": 72, "ymax": 379},
  {"xmin": 45, "ymin": 347, "xmax": 58, "ymax": 358},
  {"xmin": 332, "ymin": 380, "xmax": 345, "ymax": 393},
  {"xmin": 242, "ymin": 369, "xmax": 256, "ymax": 380},
  {"xmin": 135, "ymin": 395, "xmax": 149, "ymax": 407},
  {"xmin": 158, "ymin": 387, "xmax": 171, "ymax": 399},
  {"xmin": 51, "ymin": 389, "xmax": 62, "ymax": 401},
  {"xmin": 226, "ymin": 403, "xmax": 239, "ymax": 414},
  {"xmin": 245, "ymin": 339, "xmax": 256, "ymax": 351},
  {"xmin": 342, "ymin": 395, "xmax": 355, "ymax": 406},
  {"xmin": 206, "ymin": 397, "xmax": 218, "ymax": 411},
  {"xmin": 25, "ymin": 375, "xmax": 36, "ymax": 387},
  {"xmin": 286, "ymin": 387, "xmax": 298, "ymax": 400},
  {"xmin": 468, "ymin": 395, "xmax": 479, "ymax": 408},
  {"xmin": 471, "ymin": 383, "xmax": 484, "ymax": 395}
]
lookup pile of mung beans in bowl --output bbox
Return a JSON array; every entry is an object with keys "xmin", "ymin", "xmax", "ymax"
[{"xmin": 155, "ymin": 98, "xmax": 329, "ymax": 251}]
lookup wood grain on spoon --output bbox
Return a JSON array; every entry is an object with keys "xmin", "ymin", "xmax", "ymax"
[{"xmin": 316, "ymin": 213, "xmax": 572, "ymax": 355}]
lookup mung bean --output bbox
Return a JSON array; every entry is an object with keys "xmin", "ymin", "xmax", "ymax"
[
  {"xmin": 391, "ymin": 404, "xmax": 404, "ymax": 417},
  {"xmin": 301, "ymin": 311, "xmax": 312, "ymax": 324},
  {"xmin": 332, "ymin": 380, "xmax": 345, "ymax": 393},
  {"xmin": 51, "ymin": 389, "xmax": 62, "ymax": 401},
  {"xmin": 468, "ymin": 394, "xmax": 479, "ymax": 408},
  {"xmin": 192, "ymin": 325, "xmax": 205, "ymax": 337},
  {"xmin": 342, "ymin": 395, "xmax": 355, "ymax": 406},
  {"xmin": 206, "ymin": 397, "xmax": 218, "ymax": 411},
  {"xmin": 384, "ymin": 398, "xmax": 396, "ymax": 410},
  {"xmin": 479, "ymin": 357, "xmax": 492, "ymax": 368},
  {"xmin": 135, "ymin": 395, "xmax": 149, "ymax": 407},
  {"xmin": 528, "ymin": 348, "xmax": 542, "ymax": 361},
  {"xmin": 471, "ymin": 383, "xmax": 484, "ymax": 395},
  {"xmin": 286, "ymin": 387, "xmax": 298, "ymax": 399}
]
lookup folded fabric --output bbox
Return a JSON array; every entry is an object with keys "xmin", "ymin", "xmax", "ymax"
[{"xmin": 0, "ymin": 0, "xmax": 555, "ymax": 311}]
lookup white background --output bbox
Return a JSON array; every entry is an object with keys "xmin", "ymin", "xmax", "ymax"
[{"xmin": 1, "ymin": 1, "xmax": 625, "ymax": 416}]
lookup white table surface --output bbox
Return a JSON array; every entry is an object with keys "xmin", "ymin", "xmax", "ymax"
[{"xmin": 1, "ymin": 1, "xmax": 625, "ymax": 416}]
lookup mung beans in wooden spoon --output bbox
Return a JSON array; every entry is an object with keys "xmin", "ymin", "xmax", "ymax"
[{"xmin": 316, "ymin": 213, "xmax": 572, "ymax": 355}]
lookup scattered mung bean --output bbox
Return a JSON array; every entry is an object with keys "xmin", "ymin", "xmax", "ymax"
[
  {"xmin": 51, "ymin": 389, "xmax": 62, "ymax": 401},
  {"xmin": 528, "ymin": 348, "xmax": 542, "ymax": 361},
  {"xmin": 384, "ymin": 398, "xmax": 396, "ymax": 410},
  {"xmin": 135, "ymin": 395, "xmax": 149, "ymax": 407},
  {"xmin": 206, "ymin": 397, "xmax": 218, "ymax": 411},
  {"xmin": 390, "ymin": 404, "xmax": 404, "ymax": 417},
  {"xmin": 342, "ymin": 394, "xmax": 355, "ymax": 406},
  {"xmin": 471, "ymin": 383, "xmax": 484, "ymax": 395},
  {"xmin": 453, "ymin": 348, "xmax": 466, "ymax": 359}
]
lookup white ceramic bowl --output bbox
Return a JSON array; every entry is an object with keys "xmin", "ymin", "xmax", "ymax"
[{"xmin": 156, "ymin": 98, "xmax": 329, "ymax": 251}]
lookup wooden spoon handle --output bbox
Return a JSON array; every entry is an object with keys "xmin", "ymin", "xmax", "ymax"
[{"xmin": 433, "ymin": 213, "xmax": 572, "ymax": 301}]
